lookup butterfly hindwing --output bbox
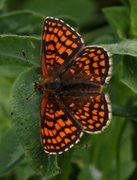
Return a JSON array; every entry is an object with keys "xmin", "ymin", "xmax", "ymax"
[
  {"xmin": 61, "ymin": 93, "xmax": 112, "ymax": 133},
  {"xmin": 41, "ymin": 17, "xmax": 84, "ymax": 79},
  {"xmin": 40, "ymin": 95, "xmax": 83, "ymax": 154}
]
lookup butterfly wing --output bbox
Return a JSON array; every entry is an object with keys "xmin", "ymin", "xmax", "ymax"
[
  {"xmin": 41, "ymin": 17, "xmax": 84, "ymax": 80},
  {"xmin": 63, "ymin": 46, "xmax": 112, "ymax": 85},
  {"xmin": 61, "ymin": 93, "xmax": 112, "ymax": 133},
  {"xmin": 40, "ymin": 95, "xmax": 83, "ymax": 154}
]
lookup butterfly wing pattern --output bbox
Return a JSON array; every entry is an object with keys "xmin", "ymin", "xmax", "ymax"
[{"xmin": 37, "ymin": 17, "xmax": 112, "ymax": 155}]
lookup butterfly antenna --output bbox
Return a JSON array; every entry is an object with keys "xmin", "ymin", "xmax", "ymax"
[
  {"xmin": 22, "ymin": 50, "xmax": 38, "ymax": 82},
  {"xmin": 22, "ymin": 50, "xmax": 38, "ymax": 100}
]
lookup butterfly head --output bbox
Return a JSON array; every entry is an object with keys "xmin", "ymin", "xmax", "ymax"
[{"xmin": 34, "ymin": 82, "xmax": 45, "ymax": 94}]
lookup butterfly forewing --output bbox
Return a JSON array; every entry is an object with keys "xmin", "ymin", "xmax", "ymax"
[
  {"xmin": 63, "ymin": 46, "xmax": 112, "ymax": 85},
  {"xmin": 40, "ymin": 95, "xmax": 83, "ymax": 154},
  {"xmin": 41, "ymin": 17, "xmax": 84, "ymax": 80}
]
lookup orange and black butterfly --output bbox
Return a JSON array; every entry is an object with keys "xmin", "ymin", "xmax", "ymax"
[{"xmin": 35, "ymin": 17, "xmax": 112, "ymax": 155}]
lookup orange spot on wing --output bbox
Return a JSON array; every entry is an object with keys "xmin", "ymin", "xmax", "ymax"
[
  {"xmin": 56, "ymin": 136, "xmax": 62, "ymax": 142},
  {"xmin": 92, "ymin": 115, "xmax": 98, "ymax": 121},
  {"xmin": 93, "ymin": 62, "xmax": 98, "ymax": 68},
  {"xmin": 50, "ymin": 34, "xmax": 54, "ymax": 40},
  {"xmin": 64, "ymin": 128, "xmax": 72, "ymax": 134},
  {"xmin": 64, "ymin": 138, "xmax": 71, "ymax": 143},
  {"xmin": 56, "ymin": 110, "xmax": 65, "ymax": 116},
  {"xmin": 66, "ymin": 118, "xmax": 72, "ymax": 126},
  {"xmin": 89, "ymin": 53, "xmax": 95, "ymax": 58},
  {"xmin": 90, "ymin": 48, "xmax": 95, "ymax": 52},
  {"xmin": 58, "ymin": 30, "xmax": 63, "ymax": 37},
  {"xmin": 53, "ymin": 28, "xmax": 59, "ymax": 33},
  {"xmin": 57, "ymin": 23, "xmax": 62, "ymax": 27},
  {"xmin": 66, "ymin": 39, "xmax": 72, "ymax": 46},
  {"xmin": 101, "ymin": 105, "xmax": 105, "ymax": 110},
  {"xmin": 99, "ymin": 111, "xmax": 105, "ymax": 117},
  {"xmin": 50, "ymin": 145, "xmax": 54, "ymax": 149},
  {"xmin": 46, "ymin": 121, "xmax": 54, "ymax": 127},
  {"xmin": 93, "ymin": 56, "xmax": 99, "ymax": 61},
  {"xmin": 100, "ymin": 54, "xmax": 105, "ymax": 59},
  {"xmin": 46, "ymin": 112, "xmax": 54, "ymax": 119},
  {"xmin": 54, "ymin": 36, "xmax": 58, "ymax": 43},
  {"xmin": 95, "ymin": 77, "xmax": 101, "ymax": 82},
  {"xmin": 60, "ymin": 131, "xmax": 66, "ymax": 138},
  {"xmin": 59, "ymin": 46, "xmax": 67, "ymax": 54},
  {"xmin": 47, "ymin": 138, "xmax": 51, "ymax": 143},
  {"xmin": 71, "ymin": 135, "xmax": 76, "ymax": 140},
  {"xmin": 71, "ymin": 43, "xmax": 78, "ymax": 48},
  {"xmin": 94, "ymin": 69, "xmax": 99, "ymax": 75},
  {"xmin": 58, "ymin": 119, "xmax": 65, "ymax": 127},
  {"xmin": 84, "ymin": 65, "xmax": 89, "ymax": 70},
  {"xmin": 72, "ymin": 34, "xmax": 77, "ymax": 39},
  {"xmin": 66, "ymin": 49, "xmax": 72, "ymax": 55},
  {"xmin": 88, "ymin": 125, "xmax": 94, "ymax": 129},
  {"xmin": 46, "ymin": 34, "xmax": 50, "ymax": 41},
  {"xmin": 56, "ymin": 42, "xmax": 62, "ymax": 49},
  {"xmin": 61, "ymin": 35, "xmax": 67, "ymax": 42},
  {"xmin": 84, "ymin": 107, "xmax": 89, "ymax": 112},
  {"xmin": 61, "ymin": 143, "xmax": 65, "ymax": 147},
  {"xmin": 70, "ymin": 68, "xmax": 75, "ymax": 74},
  {"xmin": 100, "ymin": 60, "xmax": 105, "ymax": 66},
  {"xmin": 85, "ymin": 60, "xmax": 90, "ymax": 65},
  {"xmin": 97, "ymin": 49, "xmax": 102, "ymax": 54},
  {"xmin": 102, "ymin": 68, "xmax": 106, "ymax": 74},
  {"xmin": 71, "ymin": 126, "xmax": 77, "ymax": 131},
  {"xmin": 49, "ymin": 27, "xmax": 53, "ymax": 31},
  {"xmin": 55, "ymin": 123, "xmax": 60, "ymax": 131},
  {"xmin": 92, "ymin": 110, "xmax": 97, "ymax": 115},
  {"xmin": 74, "ymin": 114, "xmax": 80, "ymax": 119},
  {"xmin": 56, "ymin": 58, "xmax": 64, "ymax": 64},
  {"xmin": 88, "ymin": 119, "xmax": 94, "ymax": 124},
  {"xmin": 100, "ymin": 118, "xmax": 104, "ymax": 123},
  {"xmin": 80, "ymin": 115, "xmax": 87, "ymax": 119},
  {"xmin": 52, "ymin": 138, "xmax": 57, "ymax": 144},
  {"xmin": 69, "ymin": 103, "xmax": 75, "ymax": 107},
  {"xmin": 96, "ymin": 123, "xmax": 101, "ymax": 128},
  {"xmin": 66, "ymin": 30, "xmax": 71, "ymax": 36},
  {"xmin": 85, "ymin": 112, "xmax": 89, "ymax": 117}
]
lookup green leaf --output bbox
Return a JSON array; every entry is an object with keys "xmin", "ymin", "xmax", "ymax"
[
  {"xmin": 0, "ymin": 0, "xmax": 5, "ymax": 11},
  {"xmin": 130, "ymin": 0, "xmax": 137, "ymax": 37},
  {"xmin": 113, "ymin": 104, "xmax": 137, "ymax": 121},
  {"xmin": 103, "ymin": 39, "xmax": 137, "ymax": 57},
  {"xmin": 0, "ymin": 11, "xmax": 44, "ymax": 36},
  {"xmin": 0, "ymin": 35, "xmax": 40, "ymax": 66},
  {"xmin": 15, "ymin": 159, "xmax": 36, "ymax": 180},
  {"xmin": 103, "ymin": 7, "xmax": 130, "ymax": 39},
  {"xmin": 78, "ymin": 165, "xmax": 101, "ymax": 180},
  {"xmin": 121, "ymin": 56, "xmax": 137, "ymax": 94},
  {"xmin": 22, "ymin": 0, "xmax": 95, "ymax": 26},
  {"xmin": 10, "ymin": 68, "xmax": 59, "ymax": 178},
  {"xmin": 0, "ymin": 128, "xmax": 24, "ymax": 176}
]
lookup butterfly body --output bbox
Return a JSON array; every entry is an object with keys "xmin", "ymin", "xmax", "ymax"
[{"xmin": 36, "ymin": 17, "xmax": 112, "ymax": 154}]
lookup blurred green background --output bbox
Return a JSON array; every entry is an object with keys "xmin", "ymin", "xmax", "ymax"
[{"xmin": 1, "ymin": 0, "xmax": 137, "ymax": 180}]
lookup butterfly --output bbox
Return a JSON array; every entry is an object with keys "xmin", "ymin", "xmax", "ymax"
[{"xmin": 35, "ymin": 16, "xmax": 112, "ymax": 155}]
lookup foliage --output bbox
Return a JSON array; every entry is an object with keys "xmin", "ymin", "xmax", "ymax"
[{"xmin": 0, "ymin": 0, "xmax": 137, "ymax": 180}]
